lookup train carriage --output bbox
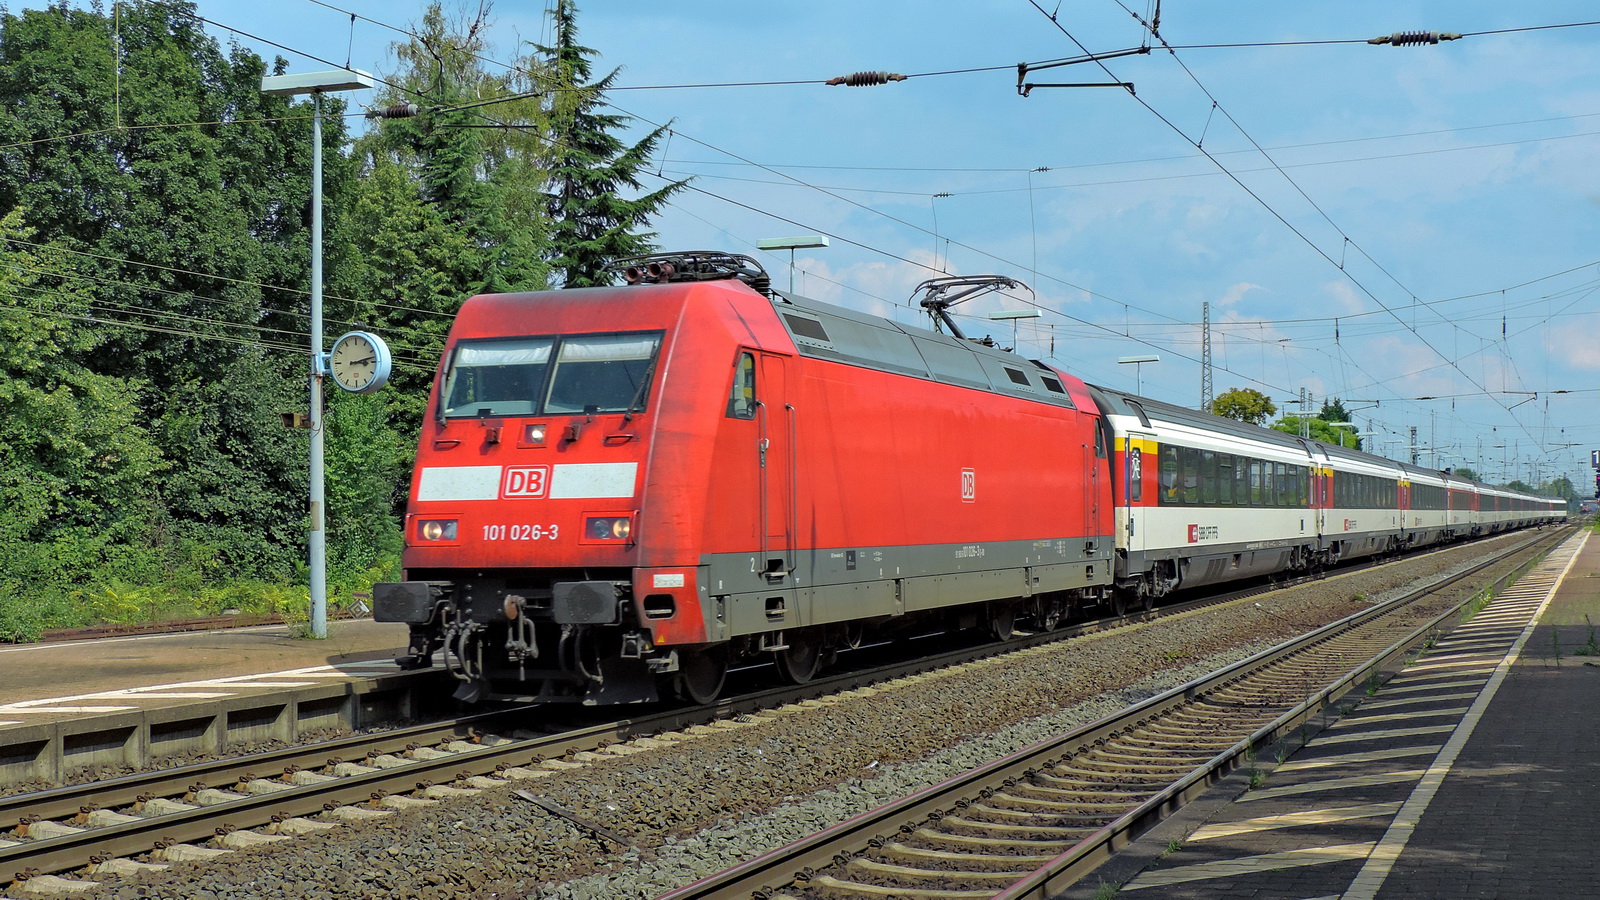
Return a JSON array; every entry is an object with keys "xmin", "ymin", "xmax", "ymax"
[
  {"xmin": 1316, "ymin": 446, "xmax": 1405, "ymax": 563},
  {"xmin": 374, "ymin": 253, "xmax": 1568, "ymax": 707},
  {"xmin": 1093, "ymin": 386, "xmax": 1321, "ymax": 606},
  {"xmin": 1400, "ymin": 465, "xmax": 1452, "ymax": 548}
]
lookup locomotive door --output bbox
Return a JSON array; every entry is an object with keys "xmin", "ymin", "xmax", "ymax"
[{"xmin": 756, "ymin": 353, "xmax": 794, "ymax": 578}]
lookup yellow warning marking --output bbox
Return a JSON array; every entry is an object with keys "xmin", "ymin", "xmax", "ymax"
[
  {"xmin": 1341, "ymin": 532, "xmax": 1587, "ymax": 900},
  {"xmin": 1122, "ymin": 842, "xmax": 1376, "ymax": 890},
  {"xmin": 1189, "ymin": 802, "xmax": 1402, "ymax": 842},
  {"xmin": 1413, "ymin": 648, "xmax": 1505, "ymax": 662},
  {"xmin": 1238, "ymin": 770, "xmax": 1427, "ymax": 802},
  {"xmin": 1400, "ymin": 658, "xmax": 1501, "ymax": 674},
  {"xmin": 1432, "ymin": 639, "xmax": 1517, "ymax": 651},
  {"xmin": 1276, "ymin": 745, "xmax": 1442, "ymax": 773},
  {"xmin": 1331, "ymin": 706, "xmax": 1468, "ymax": 727},
  {"xmin": 1305, "ymin": 725, "xmax": 1456, "ymax": 746},
  {"xmin": 1375, "ymin": 676, "xmax": 1488, "ymax": 696},
  {"xmin": 1359, "ymin": 692, "xmax": 1478, "ymax": 711}
]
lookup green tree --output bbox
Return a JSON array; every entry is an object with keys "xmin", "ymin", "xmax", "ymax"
[
  {"xmin": 1319, "ymin": 398, "xmax": 1351, "ymax": 423},
  {"xmin": 1272, "ymin": 416, "xmax": 1363, "ymax": 450},
  {"xmin": 0, "ymin": 208, "xmax": 167, "ymax": 634},
  {"xmin": 1451, "ymin": 466, "xmax": 1479, "ymax": 482},
  {"xmin": 1212, "ymin": 387, "xmax": 1277, "ymax": 425},
  {"xmin": 536, "ymin": 0, "xmax": 685, "ymax": 287},
  {"xmin": 0, "ymin": 2, "xmax": 329, "ymax": 582}
]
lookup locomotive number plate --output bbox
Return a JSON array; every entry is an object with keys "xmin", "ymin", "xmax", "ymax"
[{"xmin": 482, "ymin": 524, "xmax": 561, "ymax": 541}]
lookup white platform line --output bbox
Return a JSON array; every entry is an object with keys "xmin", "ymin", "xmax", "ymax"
[
  {"xmin": 1341, "ymin": 531, "xmax": 1586, "ymax": 900},
  {"xmin": 0, "ymin": 706, "xmax": 139, "ymax": 714}
]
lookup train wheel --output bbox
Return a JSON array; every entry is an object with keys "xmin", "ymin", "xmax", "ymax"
[
  {"xmin": 774, "ymin": 630, "xmax": 823, "ymax": 684},
  {"xmin": 987, "ymin": 601, "xmax": 1019, "ymax": 641},
  {"xmin": 673, "ymin": 646, "xmax": 728, "ymax": 705},
  {"xmin": 1111, "ymin": 591, "xmax": 1132, "ymax": 617}
]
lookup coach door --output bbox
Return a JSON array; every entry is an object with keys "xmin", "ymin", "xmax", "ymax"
[
  {"xmin": 1124, "ymin": 433, "xmax": 1153, "ymax": 556},
  {"xmin": 1305, "ymin": 443, "xmax": 1328, "ymax": 538},
  {"xmin": 756, "ymin": 353, "xmax": 794, "ymax": 579}
]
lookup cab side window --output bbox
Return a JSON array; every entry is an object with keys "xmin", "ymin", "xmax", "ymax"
[{"xmin": 726, "ymin": 352, "xmax": 757, "ymax": 419}]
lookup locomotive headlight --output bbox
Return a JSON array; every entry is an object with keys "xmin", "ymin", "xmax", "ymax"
[
  {"xmin": 524, "ymin": 424, "xmax": 547, "ymax": 445},
  {"xmin": 585, "ymin": 516, "xmax": 632, "ymax": 541},
  {"xmin": 418, "ymin": 519, "xmax": 458, "ymax": 541}
]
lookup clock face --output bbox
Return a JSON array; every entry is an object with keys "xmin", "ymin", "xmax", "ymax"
[{"xmin": 328, "ymin": 331, "xmax": 392, "ymax": 394}]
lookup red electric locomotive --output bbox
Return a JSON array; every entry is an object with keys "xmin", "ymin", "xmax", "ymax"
[{"xmin": 375, "ymin": 253, "xmax": 1115, "ymax": 704}]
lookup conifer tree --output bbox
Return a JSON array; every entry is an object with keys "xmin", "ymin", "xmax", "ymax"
[{"xmin": 537, "ymin": 0, "xmax": 684, "ymax": 287}]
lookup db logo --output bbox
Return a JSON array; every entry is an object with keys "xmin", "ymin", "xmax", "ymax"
[
  {"xmin": 501, "ymin": 466, "xmax": 549, "ymax": 499},
  {"xmin": 960, "ymin": 468, "xmax": 977, "ymax": 503}
]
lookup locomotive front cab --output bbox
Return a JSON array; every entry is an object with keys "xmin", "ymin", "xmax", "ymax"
[
  {"xmin": 378, "ymin": 318, "xmax": 677, "ymax": 704},
  {"xmin": 374, "ymin": 259, "xmax": 783, "ymax": 706}
]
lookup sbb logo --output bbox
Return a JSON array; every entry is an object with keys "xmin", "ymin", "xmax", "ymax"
[
  {"xmin": 960, "ymin": 468, "xmax": 977, "ymax": 503},
  {"xmin": 501, "ymin": 466, "xmax": 549, "ymax": 499}
]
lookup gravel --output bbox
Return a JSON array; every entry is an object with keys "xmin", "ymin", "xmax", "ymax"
[{"xmin": 68, "ymin": 532, "xmax": 1545, "ymax": 900}]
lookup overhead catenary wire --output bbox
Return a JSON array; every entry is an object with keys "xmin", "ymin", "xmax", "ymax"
[
  {"xmin": 60, "ymin": 2, "xmax": 1594, "ymax": 476},
  {"xmin": 1025, "ymin": 0, "xmax": 1550, "ymax": 452}
]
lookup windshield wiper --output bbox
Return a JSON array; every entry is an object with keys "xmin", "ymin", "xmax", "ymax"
[{"xmin": 621, "ymin": 357, "xmax": 659, "ymax": 424}]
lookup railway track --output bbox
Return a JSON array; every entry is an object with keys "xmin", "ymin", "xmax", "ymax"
[
  {"xmin": 0, "ymin": 528, "xmax": 1560, "ymax": 893},
  {"xmin": 661, "ymin": 527, "xmax": 1565, "ymax": 900}
]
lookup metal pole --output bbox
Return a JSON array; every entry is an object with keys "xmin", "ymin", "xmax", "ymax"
[{"xmin": 309, "ymin": 92, "xmax": 328, "ymax": 639}]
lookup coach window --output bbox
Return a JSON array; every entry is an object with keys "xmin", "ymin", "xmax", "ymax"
[
  {"xmin": 1201, "ymin": 451, "xmax": 1218, "ymax": 505},
  {"xmin": 1181, "ymin": 447, "xmax": 1201, "ymax": 505},
  {"xmin": 1217, "ymin": 454, "xmax": 1235, "ymax": 505},
  {"xmin": 1159, "ymin": 445, "xmax": 1180, "ymax": 504},
  {"xmin": 726, "ymin": 352, "xmax": 756, "ymax": 419}
]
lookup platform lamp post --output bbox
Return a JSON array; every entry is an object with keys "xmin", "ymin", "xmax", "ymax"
[
  {"xmin": 1117, "ymin": 354, "xmax": 1160, "ymax": 395},
  {"xmin": 262, "ymin": 68, "xmax": 374, "ymax": 639},
  {"xmin": 989, "ymin": 308, "xmax": 1040, "ymax": 350},
  {"xmin": 756, "ymin": 235, "xmax": 829, "ymax": 293}
]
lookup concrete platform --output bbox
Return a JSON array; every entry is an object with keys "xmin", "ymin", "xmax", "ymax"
[
  {"xmin": 0, "ymin": 619, "xmax": 449, "ymax": 784},
  {"xmin": 0, "ymin": 619, "xmax": 409, "ymax": 709},
  {"xmin": 1064, "ymin": 526, "xmax": 1597, "ymax": 900}
]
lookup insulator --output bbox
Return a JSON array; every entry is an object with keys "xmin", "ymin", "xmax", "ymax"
[
  {"xmin": 825, "ymin": 71, "xmax": 907, "ymax": 87},
  {"xmin": 367, "ymin": 103, "xmax": 421, "ymax": 119},
  {"xmin": 1368, "ymin": 30, "xmax": 1461, "ymax": 47}
]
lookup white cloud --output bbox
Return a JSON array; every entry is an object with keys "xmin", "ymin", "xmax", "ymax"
[{"xmin": 1217, "ymin": 282, "xmax": 1262, "ymax": 307}]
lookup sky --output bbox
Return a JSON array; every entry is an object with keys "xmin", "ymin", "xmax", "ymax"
[{"xmin": 45, "ymin": 1, "xmax": 1600, "ymax": 489}]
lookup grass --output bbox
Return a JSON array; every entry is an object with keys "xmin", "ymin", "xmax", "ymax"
[
  {"xmin": 1093, "ymin": 880, "xmax": 1120, "ymax": 900},
  {"xmin": 1572, "ymin": 615, "xmax": 1600, "ymax": 657}
]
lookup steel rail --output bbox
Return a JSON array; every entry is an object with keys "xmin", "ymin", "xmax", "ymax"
[
  {"xmin": 660, "ymin": 526, "xmax": 1564, "ymax": 900},
  {"xmin": 0, "ymin": 526, "xmax": 1561, "ymax": 887}
]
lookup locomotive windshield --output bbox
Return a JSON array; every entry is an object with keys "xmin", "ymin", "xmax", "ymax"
[{"xmin": 441, "ymin": 331, "xmax": 663, "ymax": 418}]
